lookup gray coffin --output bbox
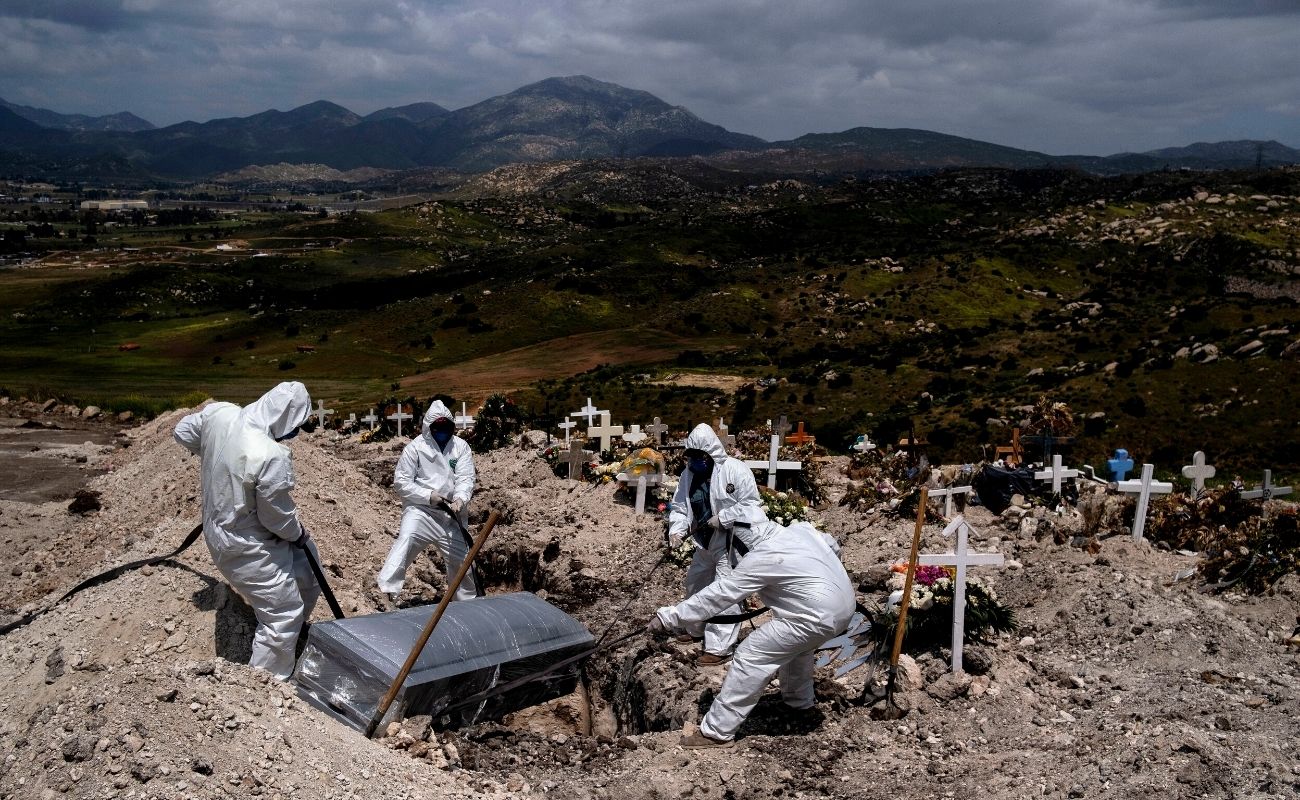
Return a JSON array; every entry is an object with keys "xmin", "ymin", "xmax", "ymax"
[{"xmin": 293, "ymin": 592, "xmax": 594, "ymax": 732}]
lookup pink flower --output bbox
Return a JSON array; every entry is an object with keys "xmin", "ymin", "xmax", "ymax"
[{"xmin": 914, "ymin": 565, "xmax": 950, "ymax": 587}]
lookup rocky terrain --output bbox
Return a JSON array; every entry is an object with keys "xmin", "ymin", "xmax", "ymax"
[{"xmin": 0, "ymin": 400, "xmax": 1297, "ymax": 799}]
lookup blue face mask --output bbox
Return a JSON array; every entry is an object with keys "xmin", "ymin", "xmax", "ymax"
[
  {"xmin": 688, "ymin": 457, "xmax": 711, "ymax": 475},
  {"xmin": 432, "ymin": 429, "xmax": 452, "ymax": 446},
  {"xmin": 275, "ymin": 427, "xmax": 299, "ymax": 442}
]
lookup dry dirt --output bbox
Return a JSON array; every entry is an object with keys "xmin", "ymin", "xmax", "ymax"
[{"xmin": 0, "ymin": 399, "xmax": 1297, "ymax": 800}]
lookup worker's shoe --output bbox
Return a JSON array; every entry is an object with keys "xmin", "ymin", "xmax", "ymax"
[
  {"xmin": 696, "ymin": 652, "xmax": 731, "ymax": 666},
  {"xmin": 680, "ymin": 731, "xmax": 733, "ymax": 749},
  {"xmin": 675, "ymin": 633, "xmax": 703, "ymax": 644}
]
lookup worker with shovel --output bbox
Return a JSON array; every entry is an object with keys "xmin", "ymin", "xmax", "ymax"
[
  {"xmin": 173, "ymin": 381, "xmax": 321, "ymax": 681},
  {"xmin": 378, "ymin": 400, "xmax": 479, "ymax": 602},
  {"xmin": 649, "ymin": 518, "xmax": 855, "ymax": 748}
]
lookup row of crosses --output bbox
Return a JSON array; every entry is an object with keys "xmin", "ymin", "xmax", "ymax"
[{"xmin": 303, "ymin": 399, "xmax": 480, "ymax": 439}]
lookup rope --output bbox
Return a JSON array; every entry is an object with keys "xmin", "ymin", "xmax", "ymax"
[{"xmin": 0, "ymin": 523, "xmax": 204, "ymax": 636}]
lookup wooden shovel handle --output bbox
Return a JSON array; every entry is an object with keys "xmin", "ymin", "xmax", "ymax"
[
  {"xmin": 365, "ymin": 510, "xmax": 501, "ymax": 737},
  {"xmin": 890, "ymin": 488, "xmax": 928, "ymax": 667}
]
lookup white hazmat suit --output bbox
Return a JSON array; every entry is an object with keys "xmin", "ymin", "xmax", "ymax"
[
  {"xmin": 667, "ymin": 423, "xmax": 768, "ymax": 657},
  {"xmin": 173, "ymin": 381, "xmax": 321, "ymax": 681},
  {"xmin": 378, "ymin": 400, "xmax": 478, "ymax": 600},
  {"xmin": 655, "ymin": 520, "xmax": 855, "ymax": 742}
]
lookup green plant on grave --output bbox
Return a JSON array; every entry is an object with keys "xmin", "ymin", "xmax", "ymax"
[
  {"xmin": 1027, "ymin": 395, "xmax": 1075, "ymax": 437},
  {"xmin": 470, "ymin": 393, "xmax": 523, "ymax": 453}
]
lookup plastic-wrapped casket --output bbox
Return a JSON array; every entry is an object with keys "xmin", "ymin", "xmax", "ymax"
[{"xmin": 293, "ymin": 592, "xmax": 594, "ymax": 732}]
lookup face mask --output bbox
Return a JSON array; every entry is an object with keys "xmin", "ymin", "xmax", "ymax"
[
  {"xmin": 432, "ymin": 429, "xmax": 452, "ymax": 446},
  {"xmin": 688, "ymin": 457, "xmax": 711, "ymax": 475},
  {"xmin": 275, "ymin": 427, "xmax": 299, "ymax": 442}
]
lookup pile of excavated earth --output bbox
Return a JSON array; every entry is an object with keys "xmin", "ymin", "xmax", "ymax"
[{"xmin": 1, "ymin": 399, "xmax": 1298, "ymax": 800}]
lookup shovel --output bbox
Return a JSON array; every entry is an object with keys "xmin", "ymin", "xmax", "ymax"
[
  {"xmin": 298, "ymin": 529, "xmax": 346, "ymax": 620},
  {"xmin": 883, "ymin": 487, "xmax": 928, "ymax": 717}
]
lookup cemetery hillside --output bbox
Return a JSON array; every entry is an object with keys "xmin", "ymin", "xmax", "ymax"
[
  {"xmin": 2, "ymin": 155, "xmax": 1300, "ymax": 800},
  {"xmin": 1, "ymin": 164, "xmax": 1298, "ymax": 481}
]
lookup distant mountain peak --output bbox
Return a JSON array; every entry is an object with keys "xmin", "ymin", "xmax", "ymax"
[{"xmin": 0, "ymin": 97, "xmax": 154, "ymax": 132}]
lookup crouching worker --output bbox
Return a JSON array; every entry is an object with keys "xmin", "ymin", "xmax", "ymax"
[
  {"xmin": 173, "ymin": 381, "xmax": 321, "ymax": 681},
  {"xmin": 649, "ymin": 520, "xmax": 855, "ymax": 748},
  {"xmin": 378, "ymin": 400, "xmax": 478, "ymax": 601}
]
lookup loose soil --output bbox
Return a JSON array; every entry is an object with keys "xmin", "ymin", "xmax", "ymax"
[{"xmin": 0, "ymin": 401, "xmax": 1297, "ymax": 800}]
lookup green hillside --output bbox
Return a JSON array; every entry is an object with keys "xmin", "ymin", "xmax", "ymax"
[{"xmin": 1, "ymin": 165, "xmax": 1297, "ymax": 479}]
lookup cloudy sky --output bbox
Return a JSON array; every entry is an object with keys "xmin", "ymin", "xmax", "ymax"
[{"xmin": 2, "ymin": 1, "xmax": 1297, "ymax": 155}]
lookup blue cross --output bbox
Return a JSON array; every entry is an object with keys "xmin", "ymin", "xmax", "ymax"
[{"xmin": 1107, "ymin": 448, "xmax": 1134, "ymax": 481}]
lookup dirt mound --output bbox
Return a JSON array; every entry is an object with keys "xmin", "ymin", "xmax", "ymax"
[{"xmin": 1, "ymin": 408, "xmax": 1298, "ymax": 799}]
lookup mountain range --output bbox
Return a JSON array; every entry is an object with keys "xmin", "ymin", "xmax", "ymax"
[{"xmin": 1, "ymin": 75, "xmax": 1297, "ymax": 179}]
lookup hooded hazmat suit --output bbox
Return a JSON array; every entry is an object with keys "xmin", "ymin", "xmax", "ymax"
[
  {"xmin": 655, "ymin": 520, "xmax": 855, "ymax": 742},
  {"xmin": 667, "ymin": 423, "xmax": 768, "ymax": 657},
  {"xmin": 378, "ymin": 400, "xmax": 478, "ymax": 600},
  {"xmin": 173, "ymin": 381, "xmax": 321, "ymax": 680}
]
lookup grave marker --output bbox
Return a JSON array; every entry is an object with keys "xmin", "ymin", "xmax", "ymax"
[
  {"xmin": 743, "ymin": 434, "xmax": 802, "ymax": 490},
  {"xmin": 646, "ymin": 417, "xmax": 669, "ymax": 445},
  {"xmin": 361, "ymin": 408, "xmax": 379, "ymax": 431},
  {"xmin": 994, "ymin": 429, "xmax": 1023, "ymax": 467},
  {"xmin": 917, "ymin": 516, "xmax": 1005, "ymax": 675},
  {"xmin": 570, "ymin": 398, "xmax": 603, "ymax": 428},
  {"xmin": 1240, "ymin": 470, "xmax": 1293, "ymax": 502},
  {"xmin": 557, "ymin": 418, "xmax": 577, "ymax": 445},
  {"xmin": 1117, "ymin": 463, "xmax": 1174, "ymax": 541},
  {"xmin": 563, "ymin": 440, "xmax": 589, "ymax": 481},
  {"xmin": 928, "ymin": 485, "xmax": 974, "ymax": 518},
  {"xmin": 1181, "ymin": 451, "xmax": 1216, "ymax": 493},
  {"xmin": 716, "ymin": 418, "xmax": 736, "ymax": 449},
  {"xmin": 773, "ymin": 415, "xmax": 792, "ymax": 445},
  {"xmin": 313, "ymin": 399, "xmax": 334, "ymax": 428},
  {"xmin": 588, "ymin": 412, "xmax": 624, "ymax": 454},
  {"xmin": 387, "ymin": 407, "xmax": 412, "ymax": 439},
  {"xmin": 622, "ymin": 424, "xmax": 648, "ymax": 446},
  {"xmin": 851, "ymin": 435, "xmax": 876, "ymax": 453},
  {"xmin": 1107, "ymin": 449, "xmax": 1135, "ymax": 481},
  {"xmin": 1034, "ymin": 454, "xmax": 1080, "ymax": 496},
  {"xmin": 785, "ymin": 422, "xmax": 815, "ymax": 446},
  {"xmin": 617, "ymin": 471, "xmax": 662, "ymax": 515},
  {"xmin": 345, "ymin": 412, "xmax": 357, "ymax": 429},
  {"xmin": 454, "ymin": 402, "xmax": 475, "ymax": 432}
]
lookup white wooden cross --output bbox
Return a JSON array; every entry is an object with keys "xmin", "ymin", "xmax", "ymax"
[
  {"xmin": 345, "ymin": 412, "xmax": 357, "ymax": 429},
  {"xmin": 557, "ymin": 418, "xmax": 577, "ymax": 445},
  {"xmin": 618, "ymin": 471, "xmax": 662, "ymax": 515},
  {"xmin": 563, "ymin": 439, "xmax": 589, "ymax": 480},
  {"xmin": 1034, "ymin": 454, "xmax": 1079, "ymax": 495},
  {"xmin": 646, "ymin": 417, "xmax": 669, "ymax": 445},
  {"xmin": 743, "ymin": 434, "xmax": 802, "ymax": 490},
  {"xmin": 918, "ymin": 515, "xmax": 1005, "ymax": 675},
  {"xmin": 361, "ymin": 408, "xmax": 379, "ymax": 431},
  {"xmin": 928, "ymin": 485, "xmax": 974, "ymax": 518},
  {"xmin": 454, "ymin": 402, "xmax": 475, "ymax": 431},
  {"xmin": 1181, "ymin": 451, "xmax": 1216, "ymax": 493},
  {"xmin": 622, "ymin": 424, "xmax": 647, "ymax": 446},
  {"xmin": 312, "ymin": 399, "xmax": 334, "ymax": 428},
  {"xmin": 387, "ymin": 407, "xmax": 412, "ymax": 438},
  {"xmin": 1117, "ymin": 463, "xmax": 1174, "ymax": 541},
  {"xmin": 851, "ymin": 435, "xmax": 876, "ymax": 453},
  {"xmin": 773, "ymin": 415, "xmax": 792, "ymax": 445},
  {"xmin": 716, "ymin": 418, "xmax": 736, "ymax": 450},
  {"xmin": 570, "ymin": 397, "xmax": 603, "ymax": 428},
  {"xmin": 588, "ymin": 412, "xmax": 624, "ymax": 454},
  {"xmin": 1240, "ymin": 470, "xmax": 1293, "ymax": 502}
]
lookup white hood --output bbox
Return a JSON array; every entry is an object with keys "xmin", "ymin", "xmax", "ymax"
[{"xmin": 241, "ymin": 381, "xmax": 311, "ymax": 440}]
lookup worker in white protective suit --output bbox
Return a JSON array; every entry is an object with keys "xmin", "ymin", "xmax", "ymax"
[
  {"xmin": 650, "ymin": 519, "xmax": 855, "ymax": 748},
  {"xmin": 173, "ymin": 381, "xmax": 320, "ymax": 681},
  {"xmin": 666, "ymin": 423, "xmax": 768, "ymax": 665},
  {"xmin": 378, "ymin": 400, "xmax": 478, "ymax": 601}
]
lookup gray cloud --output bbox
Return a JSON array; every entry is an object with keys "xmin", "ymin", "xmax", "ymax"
[{"xmin": 1, "ymin": 0, "xmax": 1296, "ymax": 154}]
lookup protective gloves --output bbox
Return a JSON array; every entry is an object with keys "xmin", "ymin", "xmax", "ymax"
[
  {"xmin": 667, "ymin": 530, "xmax": 684, "ymax": 549},
  {"xmin": 647, "ymin": 615, "xmax": 667, "ymax": 635},
  {"xmin": 428, "ymin": 490, "xmax": 445, "ymax": 507},
  {"xmin": 707, "ymin": 513, "xmax": 723, "ymax": 529},
  {"xmin": 449, "ymin": 498, "xmax": 464, "ymax": 514},
  {"xmin": 292, "ymin": 529, "xmax": 312, "ymax": 549}
]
